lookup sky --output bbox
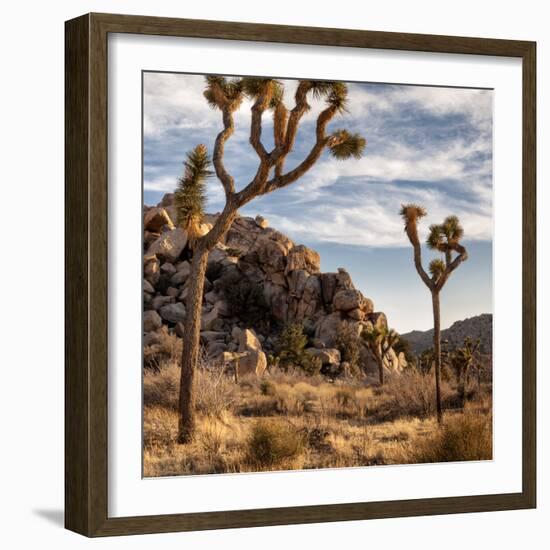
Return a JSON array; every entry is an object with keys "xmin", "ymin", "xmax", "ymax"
[{"xmin": 143, "ymin": 72, "xmax": 493, "ymax": 333}]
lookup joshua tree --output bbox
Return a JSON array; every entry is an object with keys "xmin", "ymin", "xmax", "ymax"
[
  {"xmin": 176, "ymin": 76, "xmax": 366, "ymax": 443},
  {"xmin": 400, "ymin": 205, "xmax": 468, "ymax": 423},
  {"xmin": 362, "ymin": 325, "xmax": 399, "ymax": 385},
  {"xmin": 450, "ymin": 337, "xmax": 481, "ymax": 407}
]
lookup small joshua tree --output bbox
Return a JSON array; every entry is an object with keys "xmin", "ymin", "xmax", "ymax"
[
  {"xmin": 400, "ymin": 205, "xmax": 468, "ymax": 423},
  {"xmin": 362, "ymin": 325, "xmax": 399, "ymax": 385},
  {"xmin": 450, "ymin": 337, "xmax": 481, "ymax": 407},
  {"xmin": 176, "ymin": 76, "xmax": 366, "ymax": 442}
]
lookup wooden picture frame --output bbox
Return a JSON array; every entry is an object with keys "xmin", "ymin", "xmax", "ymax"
[{"xmin": 65, "ymin": 12, "xmax": 536, "ymax": 537}]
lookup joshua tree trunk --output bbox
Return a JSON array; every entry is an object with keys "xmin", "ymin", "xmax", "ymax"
[
  {"xmin": 377, "ymin": 357, "xmax": 384, "ymax": 385},
  {"xmin": 177, "ymin": 242, "xmax": 209, "ymax": 443},
  {"xmin": 431, "ymin": 290, "xmax": 443, "ymax": 424},
  {"xmin": 178, "ymin": 204, "xmax": 237, "ymax": 443}
]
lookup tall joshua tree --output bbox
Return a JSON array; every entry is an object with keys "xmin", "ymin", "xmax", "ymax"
[
  {"xmin": 362, "ymin": 325, "xmax": 399, "ymax": 385},
  {"xmin": 399, "ymin": 205, "xmax": 468, "ymax": 423},
  {"xmin": 176, "ymin": 76, "xmax": 366, "ymax": 443}
]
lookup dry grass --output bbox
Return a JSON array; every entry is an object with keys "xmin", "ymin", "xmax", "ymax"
[{"xmin": 142, "ymin": 352, "xmax": 493, "ymax": 477}]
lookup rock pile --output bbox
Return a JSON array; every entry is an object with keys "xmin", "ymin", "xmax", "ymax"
[{"xmin": 143, "ymin": 193, "xmax": 407, "ymax": 378}]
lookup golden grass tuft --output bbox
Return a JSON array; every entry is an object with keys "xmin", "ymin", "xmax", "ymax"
[
  {"xmin": 412, "ymin": 411, "xmax": 492, "ymax": 463},
  {"xmin": 246, "ymin": 419, "xmax": 306, "ymax": 470}
]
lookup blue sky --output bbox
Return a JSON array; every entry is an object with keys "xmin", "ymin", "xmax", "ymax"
[{"xmin": 143, "ymin": 72, "xmax": 493, "ymax": 333}]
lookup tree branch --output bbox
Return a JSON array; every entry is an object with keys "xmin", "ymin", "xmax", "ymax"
[
  {"xmin": 212, "ymin": 108, "xmax": 235, "ymax": 197},
  {"xmin": 437, "ymin": 243, "xmax": 468, "ymax": 291},
  {"xmin": 249, "ymin": 83, "xmax": 271, "ymax": 162},
  {"xmin": 263, "ymin": 104, "xmax": 339, "ymax": 193},
  {"xmin": 405, "ymin": 221, "xmax": 434, "ymax": 290}
]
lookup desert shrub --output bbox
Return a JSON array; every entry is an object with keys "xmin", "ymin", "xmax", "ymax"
[
  {"xmin": 143, "ymin": 326, "xmax": 182, "ymax": 370},
  {"xmin": 335, "ymin": 323, "xmax": 361, "ymax": 374},
  {"xmin": 194, "ymin": 367, "xmax": 237, "ymax": 418},
  {"xmin": 143, "ymin": 362, "xmax": 180, "ymax": 409},
  {"xmin": 300, "ymin": 352, "xmax": 323, "ymax": 376},
  {"xmin": 413, "ymin": 413, "xmax": 492, "ymax": 463},
  {"xmin": 274, "ymin": 323, "xmax": 321, "ymax": 375},
  {"xmin": 275, "ymin": 323, "xmax": 307, "ymax": 367},
  {"xmin": 260, "ymin": 379, "xmax": 276, "ymax": 396},
  {"xmin": 246, "ymin": 420, "xmax": 306, "ymax": 468}
]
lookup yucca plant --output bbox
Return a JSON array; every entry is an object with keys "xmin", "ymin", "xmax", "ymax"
[
  {"xmin": 450, "ymin": 337, "xmax": 481, "ymax": 407},
  {"xmin": 362, "ymin": 325, "xmax": 399, "ymax": 385},
  {"xmin": 176, "ymin": 77, "xmax": 367, "ymax": 443},
  {"xmin": 174, "ymin": 145, "xmax": 211, "ymax": 248},
  {"xmin": 400, "ymin": 205, "xmax": 468, "ymax": 423}
]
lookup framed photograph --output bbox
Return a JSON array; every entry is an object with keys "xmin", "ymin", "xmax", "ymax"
[{"xmin": 65, "ymin": 13, "xmax": 536, "ymax": 536}]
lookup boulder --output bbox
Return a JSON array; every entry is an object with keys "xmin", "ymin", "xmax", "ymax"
[
  {"xmin": 237, "ymin": 259, "xmax": 265, "ymax": 283},
  {"xmin": 236, "ymin": 349, "xmax": 267, "ymax": 378},
  {"xmin": 306, "ymin": 347, "xmax": 341, "ymax": 365},
  {"xmin": 231, "ymin": 326, "xmax": 242, "ymax": 341},
  {"xmin": 238, "ymin": 328, "xmax": 262, "ymax": 353},
  {"xmin": 200, "ymin": 331, "xmax": 227, "ymax": 344},
  {"xmin": 151, "ymin": 295, "xmax": 174, "ymax": 310},
  {"xmin": 333, "ymin": 289, "xmax": 364, "ymax": 312},
  {"xmin": 208, "ymin": 245, "xmax": 227, "ymax": 265},
  {"xmin": 144, "ymin": 256, "xmax": 160, "ymax": 286},
  {"xmin": 159, "ymin": 302, "xmax": 186, "ymax": 324},
  {"xmin": 201, "ymin": 303, "xmax": 221, "ymax": 331},
  {"xmin": 314, "ymin": 312, "xmax": 343, "ymax": 347},
  {"xmin": 263, "ymin": 228, "xmax": 294, "ymax": 253},
  {"xmin": 143, "ymin": 280, "xmax": 155, "ymax": 294},
  {"xmin": 254, "ymin": 237, "xmax": 287, "ymax": 273},
  {"xmin": 148, "ymin": 228, "xmax": 188, "ymax": 262},
  {"xmin": 336, "ymin": 268, "xmax": 354, "ymax": 290},
  {"xmin": 368, "ymin": 311, "xmax": 387, "ymax": 330},
  {"xmin": 144, "ymin": 207, "xmax": 175, "ymax": 233},
  {"xmin": 347, "ymin": 308, "xmax": 365, "ymax": 321},
  {"xmin": 160, "ymin": 262, "xmax": 176, "ymax": 275},
  {"xmin": 255, "ymin": 215, "xmax": 268, "ymax": 228},
  {"xmin": 288, "ymin": 269, "xmax": 309, "ymax": 297},
  {"xmin": 320, "ymin": 272, "xmax": 338, "ymax": 305},
  {"xmin": 285, "ymin": 245, "xmax": 321, "ymax": 274},
  {"xmin": 143, "ymin": 310, "xmax": 162, "ymax": 332},
  {"xmin": 206, "ymin": 341, "xmax": 227, "ymax": 358},
  {"xmin": 268, "ymin": 271, "xmax": 287, "ymax": 287},
  {"xmin": 166, "ymin": 287, "xmax": 179, "ymax": 298}
]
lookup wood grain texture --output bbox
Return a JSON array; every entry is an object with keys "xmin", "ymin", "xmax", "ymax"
[
  {"xmin": 65, "ymin": 14, "xmax": 91, "ymax": 535},
  {"xmin": 64, "ymin": 12, "xmax": 537, "ymax": 537}
]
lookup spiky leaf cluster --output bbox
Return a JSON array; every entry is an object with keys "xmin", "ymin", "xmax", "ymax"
[
  {"xmin": 427, "ymin": 223, "xmax": 446, "ymax": 251},
  {"xmin": 429, "ymin": 258, "xmax": 446, "ymax": 279},
  {"xmin": 427, "ymin": 216, "xmax": 464, "ymax": 251},
  {"xmin": 240, "ymin": 77, "xmax": 283, "ymax": 108},
  {"xmin": 399, "ymin": 203, "xmax": 427, "ymax": 223},
  {"xmin": 328, "ymin": 129, "xmax": 366, "ymax": 160},
  {"xmin": 203, "ymin": 76, "xmax": 244, "ymax": 111},
  {"xmin": 441, "ymin": 215, "xmax": 464, "ymax": 243},
  {"xmin": 175, "ymin": 145, "xmax": 212, "ymax": 244},
  {"xmin": 308, "ymin": 80, "xmax": 349, "ymax": 113}
]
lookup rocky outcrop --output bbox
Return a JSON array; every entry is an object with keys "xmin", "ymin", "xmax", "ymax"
[{"xmin": 143, "ymin": 193, "xmax": 402, "ymax": 379}]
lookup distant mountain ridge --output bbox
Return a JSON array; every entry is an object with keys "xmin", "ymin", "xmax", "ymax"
[{"xmin": 401, "ymin": 313, "xmax": 493, "ymax": 355}]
